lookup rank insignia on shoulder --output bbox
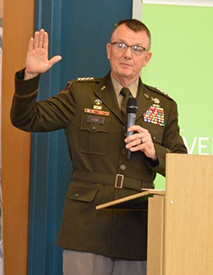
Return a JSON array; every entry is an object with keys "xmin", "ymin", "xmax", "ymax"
[
  {"xmin": 156, "ymin": 87, "xmax": 169, "ymax": 96},
  {"xmin": 143, "ymin": 104, "xmax": 165, "ymax": 127},
  {"xmin": 145, "ymin": 84, "xmax": 172, "ymax": 100},
  {"xmin": 77, "ymin": 77, "xmax": 95, "ymax": 82},
  {"xmin": 84, "ymin": 108, "xmax": 110, "ymax": 116}
]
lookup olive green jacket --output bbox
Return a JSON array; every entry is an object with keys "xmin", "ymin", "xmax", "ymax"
[{"xmin": 11, "ymin": 69, "xmax": 187, "ymax": 260}]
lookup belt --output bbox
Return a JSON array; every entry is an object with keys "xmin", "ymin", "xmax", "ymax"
[{"xmin": 72, "ymin": 171, "xmax": 153, "ymax": 192}]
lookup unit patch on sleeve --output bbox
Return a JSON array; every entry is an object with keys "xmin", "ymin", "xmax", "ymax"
[{"xmin": 57, "ymin": 81, "xmax": 72, "ymax": 94}]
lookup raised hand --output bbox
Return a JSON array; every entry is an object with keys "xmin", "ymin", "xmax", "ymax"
[{"xmin": 24, "ymin": 29, "xmax": 62, "ymax": 80}]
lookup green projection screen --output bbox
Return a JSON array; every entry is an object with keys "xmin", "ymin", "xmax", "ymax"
[{"xmin": 142, "ymin": 4, "xmax": 213, "ymax": 188}]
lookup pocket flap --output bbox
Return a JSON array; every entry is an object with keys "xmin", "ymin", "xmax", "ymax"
[{"xmin": 66, "ymin": 183, "xmax": 99, "ymax": 203}]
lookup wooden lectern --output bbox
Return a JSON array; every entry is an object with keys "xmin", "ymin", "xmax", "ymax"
[{"xmin": 96, "ymin": 154, "xmax": 213, "ymax": 275}]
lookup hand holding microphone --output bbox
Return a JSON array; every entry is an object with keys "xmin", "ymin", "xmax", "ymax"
[
  {"xmin": 125, "ymin": 97, "xmax": 157, "ymax": 161},
  {"xmin": 126, "ymin": 96, "xmax": 138, "ymax": 160}
]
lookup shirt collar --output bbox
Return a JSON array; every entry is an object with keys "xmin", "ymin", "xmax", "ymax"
[{"xmin": 110, "ymin": 73, "xmax": 139, "ymax": 98}]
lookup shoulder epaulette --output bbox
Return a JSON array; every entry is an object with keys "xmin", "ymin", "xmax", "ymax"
[
  {"xmin": 76, "ymin": 77, "xmax": 101, "ymax": 83},
  {"xmin": 57, "ymin": 77, "xmax": 101, "ymax": 95},
  {"xmin": 144, "ymin": 84, "xmax": 173, "ymax": 100}
]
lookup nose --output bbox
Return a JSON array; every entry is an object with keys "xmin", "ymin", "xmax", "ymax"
[{"xmin": 123, "ymin": 46, "xmax": 132, "ymax": 59}]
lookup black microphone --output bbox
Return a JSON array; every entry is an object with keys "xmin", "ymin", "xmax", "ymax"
[{"xmin": 126, "ymin": 97, "xmax": 138, "ymax": 160}]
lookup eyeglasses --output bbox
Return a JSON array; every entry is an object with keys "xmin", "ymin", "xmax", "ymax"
[{"xmin": 110, "ymin": 42, "xmax": 148, "ymax": 56}]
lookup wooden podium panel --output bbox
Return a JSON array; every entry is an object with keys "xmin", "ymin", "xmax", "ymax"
[
  {"xmin": 147, "ymin": 195, "xmax": 165, "ymax": 275},
  {"xmin": 96, "ymin": 154, "xmax": 213, "ymax": 275},
  {"xmin": 164, "ymin": 154, "xmax": 213, "ymax": 275}
]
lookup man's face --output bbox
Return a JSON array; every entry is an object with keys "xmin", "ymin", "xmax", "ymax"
[{"xmin": 106, "ymin": 24, "xmax": 152, "ymax": 85}]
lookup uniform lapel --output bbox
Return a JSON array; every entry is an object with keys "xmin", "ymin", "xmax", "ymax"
[
  {"xmin": 93, "ymin": 74, "xmax": 153, "ymax": 125},
  {"xmin": 136, "ymin": 79, "xmax": 152, "ymax": 126},
  {"xmin": 94, "ymin": 73, "xmax": 123, "ymax": 122}
]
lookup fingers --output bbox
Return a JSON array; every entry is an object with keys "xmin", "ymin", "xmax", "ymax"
[
  {"xmin": 124, "ymin": 125, "xmax": 157, "ymax": 160},
  {"xmin": 125, "ymin": 134, "xmax": 146, "ymax": 149},
  {"xmin": 43, "ymin": 30, "xmax": 48, "ymax": 50},
  {"xmin": 33, "ymin": 30, "xmax": 40, "ymax": 49},
  {"xmin": 38, "ymin": 30, "xmax": 44, "ymax": 48},
  {"xmin": 125, "ymin": 125, "xmax": 148, "ymax": 143},
  {"xmin": 26, "ymin": 28, "xmax": 61, "ymax": 77},
  {"xmin": 28, "ymin": 37, "xmax": 34, "ymax": 52},
  {"xmin": 31, "ymin": 29, "xmax": 47, "ymax": 50},
  {"xmin": 125, "ymin": 126, "xmax": 148, "ymax": 148},
  {"xmin": 49, "ymin": 55, "xmax": 62, "ymax": 66}
]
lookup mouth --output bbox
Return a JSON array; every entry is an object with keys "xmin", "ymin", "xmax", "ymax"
[{"xmin": 120, "ymin": 62, "xmax": 132, "ymax": 68}]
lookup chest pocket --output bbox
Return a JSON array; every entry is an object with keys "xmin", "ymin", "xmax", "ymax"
[{"xmin": 80, "ymin": 113, "xmax": 111, "ymax": 155}]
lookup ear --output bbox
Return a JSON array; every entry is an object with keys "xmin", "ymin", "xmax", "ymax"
[
  {"xmin": 106, "ymin": 43, "xmax": 111, "ymax": 60},
  {"xmin": 143, "ymin": 51, "xmax": 152, "ymax": 67}
]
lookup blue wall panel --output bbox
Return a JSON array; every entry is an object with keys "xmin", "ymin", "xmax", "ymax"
[{"xmin": 28, "ymin": 1, "xmax": 132, "ymax": 274}]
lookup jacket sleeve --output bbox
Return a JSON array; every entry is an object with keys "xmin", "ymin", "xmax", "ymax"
[{"xmin": 11, "ymin": 69, "xmax": 76, "ymax": 132}]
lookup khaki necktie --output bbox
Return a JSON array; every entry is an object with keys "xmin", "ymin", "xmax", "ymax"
[{"xmin": 120, "ymin": 87, "xmax": 131, "ymax": 118}]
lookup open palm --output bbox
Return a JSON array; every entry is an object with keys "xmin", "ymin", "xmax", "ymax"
[{"xmin": 25, "ymin": 29, "xmax": 62, "ymax": 78}]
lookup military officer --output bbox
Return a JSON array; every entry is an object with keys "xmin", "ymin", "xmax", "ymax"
[{"xmin": 11, "ymin": 19, "xmax": 187, "ymax": 275}]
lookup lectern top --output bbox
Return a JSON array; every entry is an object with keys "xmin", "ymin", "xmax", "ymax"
[{"xmin": 96, "ymin": 189, "xmax": 165, "ymax": 210}]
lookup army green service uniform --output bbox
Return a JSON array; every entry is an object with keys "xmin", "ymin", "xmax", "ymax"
[{"xmin": 11, "ymin": 70, "xmax": 187, "ymax": 261}]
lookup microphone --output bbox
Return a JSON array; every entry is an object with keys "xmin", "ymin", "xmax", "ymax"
[{"xmin": 126, "ymin": 97, "xmax": 138, "ymax": 160}]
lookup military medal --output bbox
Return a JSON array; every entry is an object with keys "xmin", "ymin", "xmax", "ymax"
[
  {"xmin": 143, "ymin": 104, "xmax": 165, "ymax": 126},
  {"xmin": 151, "ymin": 97, "xmax": 160, "ymax": 104},
  {"xmin": 93, "ymin": 99, "xmax": 103, "ymax": 110},
  {"xmin": 84, "ymin": 108, "xmax": 109, "ymax": 116}
]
